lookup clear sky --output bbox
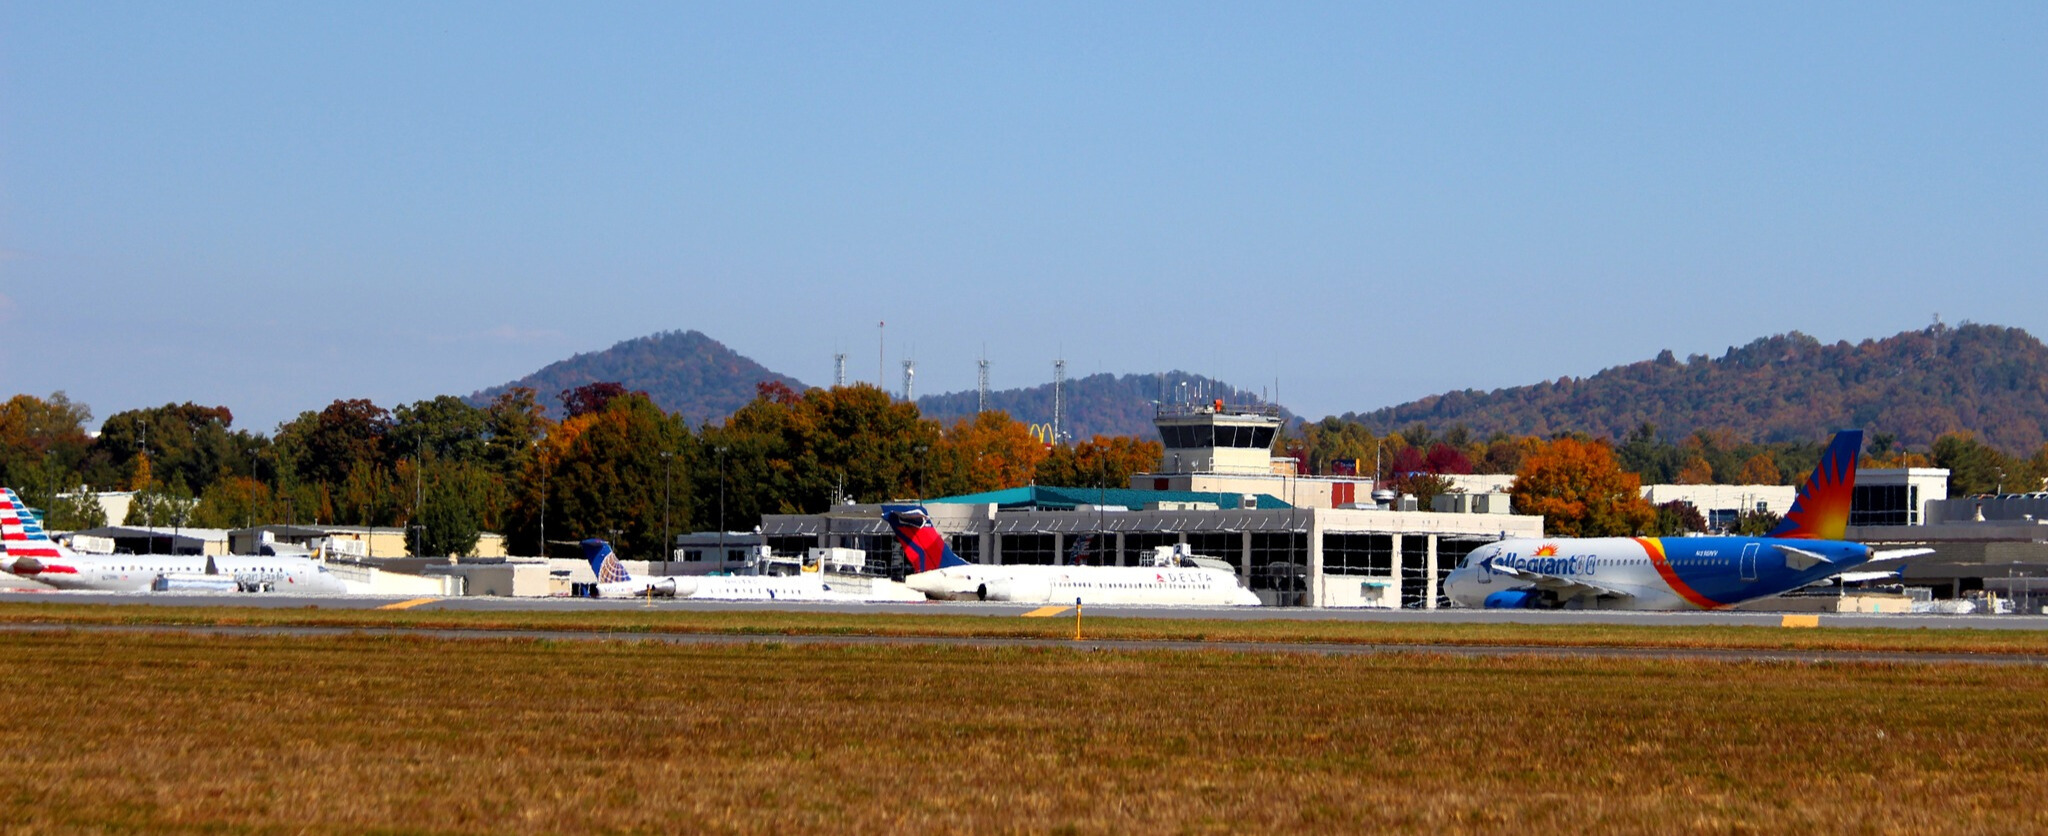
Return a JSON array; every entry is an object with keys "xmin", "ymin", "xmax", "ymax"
[{"xmin": 4, "ymin": 2, "xmax": 2044, "ymax": 433}]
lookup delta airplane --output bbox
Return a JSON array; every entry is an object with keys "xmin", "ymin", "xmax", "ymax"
[
  {"xmin": 883, "ymin": 504, "xmax": 1263, "ymax": 606},
  {"xmin": 0, "ymin": 488, "xmax": 349, "ymax": 594},
  {"xmin": 1442, "ymin": 431, "xmax": 1933, "ymax": 610}
]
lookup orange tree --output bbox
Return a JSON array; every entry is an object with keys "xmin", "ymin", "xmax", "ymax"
[
  {"xmin": 1510, "ymin": 437, "xmax": 1657, "ymax": 537},
  {"xmin": 1035, "ymin": 435, "xmax": 1164, "ymax": 489},
  {"xmin": 925, "ymin": 411, "xmax": 1046, "ymax": 497}
]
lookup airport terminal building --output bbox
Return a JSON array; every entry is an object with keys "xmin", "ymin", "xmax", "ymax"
[{"xmin": 757, "ymin": 403, "xmax": 1543, "ymax": 608}]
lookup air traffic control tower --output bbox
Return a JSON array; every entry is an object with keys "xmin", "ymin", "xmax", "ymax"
[{"xmin": 1153, "ymin": 400, "xmax": 1284, "ymax": 475}]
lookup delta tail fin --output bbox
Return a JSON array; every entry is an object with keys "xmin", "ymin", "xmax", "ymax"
[
  {"xmin": 882, "ymin": 504, "xmax": 971, "ymax": 573},
  {"xmin": 1768, "ymin": 430, "xmax": 1863, "ymax": 540},
  {"xmin": 582, "ymin": 539, "xmax": 632, "ymax": 584}
]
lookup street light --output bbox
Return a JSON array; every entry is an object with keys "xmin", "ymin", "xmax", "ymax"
[
  {"xmin": 660, "ymin": 450, "xmax": 675, "ymax": 565},
  {"xmin": 717, "ymin": 446, "xmax": 727, "ymax": 568}
]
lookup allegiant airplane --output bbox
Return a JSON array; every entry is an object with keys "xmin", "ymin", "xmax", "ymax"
[{"xmin": 1442, "ymin": 430, "xmax": 1933, "ymax": 610}]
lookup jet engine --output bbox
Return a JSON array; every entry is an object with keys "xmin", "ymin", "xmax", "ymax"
[
  {"xmin": 1482, "ymin": 589, "xmax": 1547, "ymax": 609},
  {"xmin": 975, "ymin": 579, "xmax": 1051, "ymax": 603}
]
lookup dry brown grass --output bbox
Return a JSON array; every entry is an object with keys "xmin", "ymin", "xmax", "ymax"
[
  {"xmin": 4, "ymin": 600, "xmax": 2048, "ymax": 655},
  {"xmin": 2, "ymin": 631, "xmax": 2045, "ymax": 834}
]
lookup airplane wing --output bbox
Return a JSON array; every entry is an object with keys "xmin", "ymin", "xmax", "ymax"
[
  {"xmin": 1798, "ymin": 569, "xmax": 1900, "ymax": 590},
  {"xmin": 1485, "ymin": 562, "xmax": 1635, "ymax": 602},
  {"xmin": 1868, "ymin": 547, "xmax": 1936, "ymax": 563}
]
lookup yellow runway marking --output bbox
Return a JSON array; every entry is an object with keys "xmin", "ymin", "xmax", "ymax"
[
  {"xmin": 1780, "ymin": 614, "xmax": 1821, "ymax": 628},
  {"xmin": 378, "ymin": 598, "xmax": 438, "ymax": 611},
  {"xmin": 1021, "ymin": 606, "xmax": 1072, "ymax": 618}
]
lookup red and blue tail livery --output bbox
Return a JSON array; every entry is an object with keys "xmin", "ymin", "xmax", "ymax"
[
  {"xmin": 882, "ymin": 504, "xmax": 971, "ymax": 573},
  {"xmin": 1768, "ymin": 429, "xmax": 1861, "ymax": 540}
]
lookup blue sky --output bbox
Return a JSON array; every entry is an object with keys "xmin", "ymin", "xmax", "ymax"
[{"xmin": 4, "ymin": 2, "xmax": 2044, "ymax": 432}]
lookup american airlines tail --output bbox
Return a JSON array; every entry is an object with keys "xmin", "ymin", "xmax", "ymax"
[
  {"xmin": 2, "ymin": 487, "xmax": 76, "ymax": 570},
  {"xmin": 881, "ymin": 505, "xmax": 971, "ymax": 573},
  {"xmin": 1769, "ymin": 430, "xmax": 1862, "ymax": 540}
]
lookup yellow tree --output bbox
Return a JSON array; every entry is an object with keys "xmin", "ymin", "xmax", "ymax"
[{"xmin": 1511, "ymin": 438, "xmax": 1657, "ymax": 537}]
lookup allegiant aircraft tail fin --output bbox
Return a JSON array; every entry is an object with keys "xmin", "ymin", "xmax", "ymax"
[
  {"xmin": 882, "ymin": 504, "xmax": 971, "ymax": 573},
  {"xmin": 581, "ymin": 539, "xmax": 632, "ymax": 584},
  {"xmin": 1769, "ymin": 430, "xmax": 1863, "ymax": 540}
]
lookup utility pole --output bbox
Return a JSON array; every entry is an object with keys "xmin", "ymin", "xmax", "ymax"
[
  {"xmin": 414, "ymin": 434, "xmax": 424, "ymax": 557},
  {"xmin": 877, "ymin": 321, "xmax": 885, "ymax": 388},
  {"xmin": 834, "ymin": 353, "xmax": 846, "ymax": 387},
  {"xmin": 1052, "ymin": 358, "xmax": 1067, "ymax": 443}
]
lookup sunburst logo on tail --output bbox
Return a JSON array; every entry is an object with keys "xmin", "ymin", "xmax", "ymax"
[
  {"xmin": 1533, "ymin": 544, "xmax": 1559, "ymax": 557},
  {"xmin": 1770, "ymin": 430, "xmax": 1863, "ymax": 540}
]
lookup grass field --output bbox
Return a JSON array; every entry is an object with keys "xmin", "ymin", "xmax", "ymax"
[
  {"xmin": 3, "ymin": 630, "xmax": 2046, "ymax": 834},
  {"xmin": 5, "ymin": 600, "xmax": 2048, "ymax": 655}
]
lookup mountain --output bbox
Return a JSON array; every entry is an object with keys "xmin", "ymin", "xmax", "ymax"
[
  {"xmin": 917, "ymin": 372, "xmax": 1289, "ymax": 440},
  {"xmin": 1344, "ymin": 323, "xmax": 2048, "ymax": 452},
  {"xmin": 468, "ymin": 330, "xmax": 808, "ymax": 426}
]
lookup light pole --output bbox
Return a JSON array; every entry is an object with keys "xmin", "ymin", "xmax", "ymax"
[
  {"xmin": 716, "ymin": 446, "xmax": 727, "ymax": 567},
  {"xmin": 535, "ymin": 441, "xmax": 548, "ymax": 560},
  {"xmin": 660, "ymin": 450, "xmax": 674, "ymax": 564}
]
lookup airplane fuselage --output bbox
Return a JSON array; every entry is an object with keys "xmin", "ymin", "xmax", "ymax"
[
  {"xmin": 7, "ymin": 554, "xmax": 350, "ymax": 594},
  {"xmin": 906, "ymin": 563, "xmax": 1263, "ymax": 606},
  {"xmin": 1442, "ymin": 536, "xmax": 1874, "ymax": 610}
]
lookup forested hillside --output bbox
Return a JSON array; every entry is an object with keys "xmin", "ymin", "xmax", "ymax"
[
  {"xmin": 468, "ymin": 331, "xmax": 808, "ymax": 427},
  {"xmin": 1346, "ymin": 324, "xmax": 2048, "ymax": 453},
  {"xmin": 917, "ymin": 372, "xmax": 1288, "ymax": 440}
]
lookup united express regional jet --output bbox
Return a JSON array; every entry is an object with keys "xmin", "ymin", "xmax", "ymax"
[{"xmin": 1442, "ymin": 431, "xmax": 1932, "ymax": 610}]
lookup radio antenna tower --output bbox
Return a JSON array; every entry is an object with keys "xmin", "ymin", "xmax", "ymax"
[
  {"xmin": 1052, "ymin": 358, "xmax": 1067, "ymax": 443},
  {"xmin": 977, "ymin": 353, "xmax": 990, "ymax": 413},
  {"xmin": 833, "ymin": 353, "xmax": 846, "ymax": 387},
  {"xmin": 902, "ymin": 359, "xmax": 916, "ymax": 401}
]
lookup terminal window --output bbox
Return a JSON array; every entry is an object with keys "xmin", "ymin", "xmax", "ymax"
[
  {"xmin": 1850, "ymin": 484, "xmax": 1918, "ymax": 526},
  {"xmin": 1321, "ymin": 533, "xmax": 1393, "ymax": 576}
]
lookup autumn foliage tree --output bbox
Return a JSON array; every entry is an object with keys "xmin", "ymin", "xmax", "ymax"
[
  {"xmin": 1034, "ymin": 436, "xmax": 1164, "ymax": 489},
  {"xmin": 925, "ymin": 411, "xmax": 1047, "ymax": 497},
  {"xmin": 1510, "ymin": 437, "xmax": 1657, "ymax": 536}
]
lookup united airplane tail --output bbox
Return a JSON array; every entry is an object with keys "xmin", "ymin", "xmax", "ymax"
[
  {"xmin": 582, "ymin": 538, "xmax": 633, "ymax": 583},
  {"xmin": 1769, "ymin": 430, "xmax": 1863, "ymax": 540},
  {"xmin": 881, "ymin": 504, "xmax": 970, "ymax": 573}
]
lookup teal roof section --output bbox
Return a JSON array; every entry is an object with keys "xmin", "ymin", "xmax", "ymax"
[{"xmin": 927, "ymin": 485, "xmax": 1292, "ymax": 511}]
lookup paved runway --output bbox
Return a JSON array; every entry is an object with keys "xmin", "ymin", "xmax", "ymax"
[
  {"xmin": 6, "ymin": 589, "xmax": 2048, "ymax": 630},
  {"xmin": 4, "ymin": 621, "xmax": 2044, "ymax": 666}
]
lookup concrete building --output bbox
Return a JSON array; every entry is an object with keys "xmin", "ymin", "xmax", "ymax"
[
  {"xmin": 228, "ymin": 524, "xmax": 506, "ymax": 559},
  {"xmin": 1848, "ymin": 483, "xmax": 2048, "ymax": 611},
  {"xmin": 64, "ymin": 526, "xmax": 231, "ymax": 556},
  {"xmin": 1640, "ymin": 484, "xmax": 1798, "ymax": 530}
]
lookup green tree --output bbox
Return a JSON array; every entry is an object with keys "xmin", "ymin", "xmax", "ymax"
[
  {"xmin": 416, "ymin": 462, "xmax": 493, "ymax": 557},
  {"xmin": 511, "ymin": 392, "xmax": 687, "ymax": 560},
  {"xmin": 90, "ymin": 403, "xmax": 260, "ymax": 498},
  {"xmin": 1931, "ymin": 432, "xmax": 2011, "ymax": 495}
]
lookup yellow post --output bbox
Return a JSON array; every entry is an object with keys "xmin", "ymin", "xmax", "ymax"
[{"xmin": 1073, "ymin": 597, "xmax": 1082, "ymax": 641}]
